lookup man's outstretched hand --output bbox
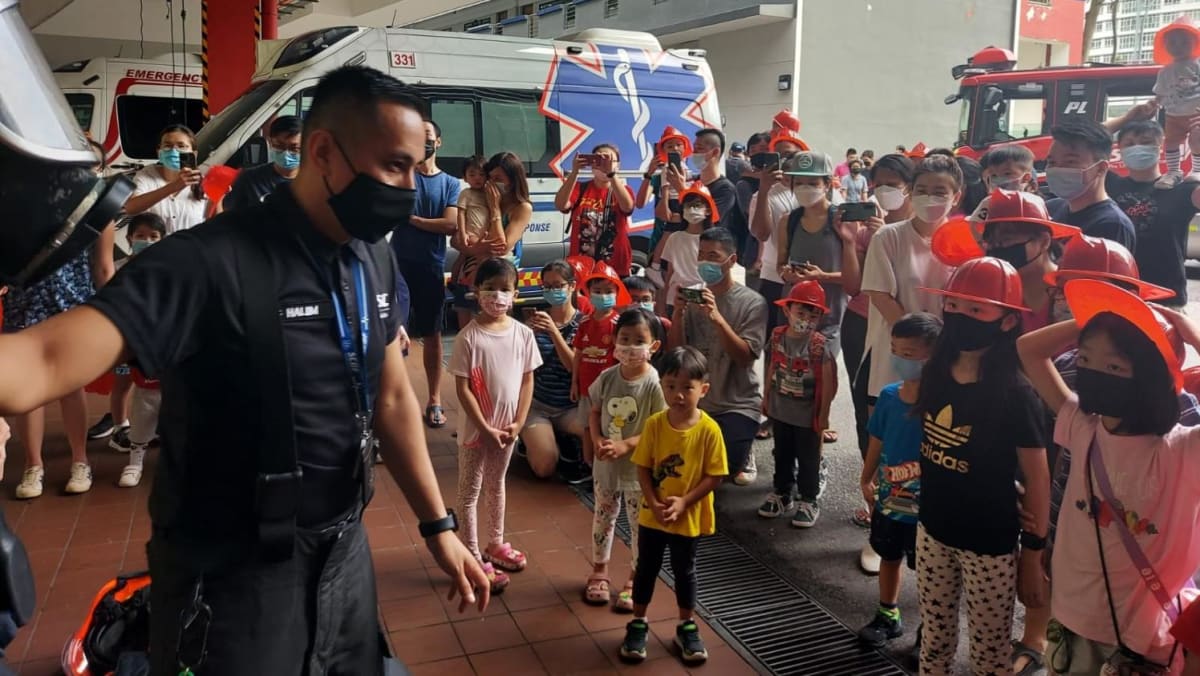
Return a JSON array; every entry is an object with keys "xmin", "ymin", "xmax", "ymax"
[{"xmin": 426, "ymin": 531, "xmax": 491, "ymax": 613}]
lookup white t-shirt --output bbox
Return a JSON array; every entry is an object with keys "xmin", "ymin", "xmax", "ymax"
[
  {"xmin": 860, "ymin": 219, "xmax": 954, "ymax": 396},
  {"xmin": 661, "ymin": 230, "xmax": 703, "ymax": 304},
  {"xmin": 448, "ymin": 319, "xmax": 542, "ymax": 450},
  {"xmin": 748, "ymin": 183, "xmax": 799, "ymax": 285},
  {"xmin": 1154, "ymin": 60, "xmax": 1200, "ymax": 117},
  {"xmin": 131, "ymin": 165, "xmax": 209, "ymax": 235}
]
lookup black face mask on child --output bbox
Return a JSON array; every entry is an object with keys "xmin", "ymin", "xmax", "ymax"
[
  {"xmin": 1075, "ymin": 367, "xmax": 1137, "ymax": 418},
  {"xmin": 942, "ymin": 312, "xmax": 1008, "ymax": 352}
]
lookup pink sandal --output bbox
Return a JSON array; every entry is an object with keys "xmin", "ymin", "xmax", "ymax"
[
  {"xmin": 482, "ymin": 562, "xmax": 510, "ymax": 594},
  {"xmin": 583, "ymin": 574, "xmax": 611, "ymax": 605},
  {"xmin": 484, "ymin": 542, "xmax": 527, "ymax": 572}
]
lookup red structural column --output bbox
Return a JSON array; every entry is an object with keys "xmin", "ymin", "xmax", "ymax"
[
  {"xmin": 262, "ymin": 0, "xmax": 278, "ymax": 40},
  {"xmin": 203, "ymin": 0, "xmax": 259, "ymax": 117}
]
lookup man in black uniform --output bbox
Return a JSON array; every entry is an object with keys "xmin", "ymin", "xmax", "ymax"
[{"xmin": 0, "ymin": 66, "xmax": 488, "ymax": 675}]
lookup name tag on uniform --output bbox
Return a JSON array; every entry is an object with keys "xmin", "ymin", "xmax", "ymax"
[
  {"xmin": 280, "ymin": 300, "xmax": 333, "ymax": 322},
  {"xmin": 375, "ymin": 292, "xmax": 392, "ymax": 320}
]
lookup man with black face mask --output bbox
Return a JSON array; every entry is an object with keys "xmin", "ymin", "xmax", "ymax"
[{"xmin": 0, "ymin": 66, "xmax": 489, "ymax": 674}]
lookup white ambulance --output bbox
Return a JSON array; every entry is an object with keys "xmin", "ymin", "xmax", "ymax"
[
  {"xmin": 54, "ymin": 52, "xmax": 205, "ymax": 170},
  {"xmin": 193, "ymin": 26, "xmax": 720, "ymax": 284}
]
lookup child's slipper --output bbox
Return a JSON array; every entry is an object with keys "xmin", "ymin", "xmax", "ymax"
[
  {"xmin": 424, "ymin": 404, "xmax": 447, "ymax": 429},
  {"xmin": 483, "ymin": 562, "xmax": 509, "ymax": 594},
  {"xmin": 614, "ymin": 580, "xmax": 635, "ymax": 613},
  {"xmin": 583, "ymin": 574, "xmax": 610, "ymax": 605},
  {"xmin": 483, "ymin": 542, "xmax": 527, "ymax": 572}
]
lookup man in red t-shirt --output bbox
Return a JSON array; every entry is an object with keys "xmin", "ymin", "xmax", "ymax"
[{"xmin": 555, "ymin": 144, "xmax": 636, "ymax": 277}]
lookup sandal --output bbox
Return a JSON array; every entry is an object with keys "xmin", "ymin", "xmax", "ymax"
[
  {"xmin": 483, "ymin": 542, "xmax": 527, "ymax": 572},
  {"xmin": 583, "ymin": 574, "xmax": 611, "ymax": 605},
  {"xmin": 614, "ymin": 580, "xmax": 635, "ymax": 613},
  {"xmin": 1011, "ymin": 640, "xmax": 1047, "ymax": 676},
  {"xmin": 822, "ymin": 429, "xmax": 839, "ymax": 443},
  {"xmin": 483, "ymin": 562, "xmax": 509, "ymax": 594},
  {"xmin": 424, "ymin": 404, "xmax": 447, "ymax": 429},
  {"xmin": 851, "ymin": 507, "xmax": 872, "ymax": 529}
]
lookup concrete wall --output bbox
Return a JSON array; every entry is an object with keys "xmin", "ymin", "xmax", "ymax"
[{"xmin": 790, "ymin": 0, "xmax": 1017, "ymax": 157}]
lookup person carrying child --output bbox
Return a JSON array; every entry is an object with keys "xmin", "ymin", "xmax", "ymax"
[
  {"xmin": 572, "ymin": 262, "xmax": 631, "ymax": 465},
  {"xmin": 449, "ymin": 258, "xmax": 543, "ymax": 593},
  {"xmin": 856, "ymin": 312, "xmax": 941, "ymax": 648},
  {"xmin": 621, "ymin": 346, "xmax": 727, "ymax": 666},
  {"xmin": 755, "ymin": 280, "xmax": 835, "ymax": 528},
  {"xmin": 1019, "ymin": 281, "xmax": 1200, "ymax": 676},
  {"xmin": 1153, "ymin": 16, "xmax": 1200, "ymax": 189},
  {"xmin": 117, "ymin": 213, "xmax": 167, "ymax": 487},
  {"xmin": 913, "ymin": 257, "xmax": 1051, "ymax": 676},
  {"xmin": 583, "ymin": 309, "xmax": 666, "ymax": 612}
]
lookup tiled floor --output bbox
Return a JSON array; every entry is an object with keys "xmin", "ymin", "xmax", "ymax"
[{"xmin": 0, "ymin": 347, "xmax": 756, "ymax": 675}]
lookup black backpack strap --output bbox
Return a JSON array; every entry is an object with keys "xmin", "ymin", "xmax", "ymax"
[{"xmin": 231, "ymin": 228, "xmax": 301, "ymax": 563}]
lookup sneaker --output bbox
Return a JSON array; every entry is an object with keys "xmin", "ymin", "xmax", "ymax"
[
  {"xmin": 118, "ymin": 445, "xmax": 147, "ymax": 488},
  {"xmin": 15, "ymin": 466, "xmax": 44, "ymax": 500},
  {"xmin": 858, "ymin": 610, "xmax": 903, "ymax": 647},
  {"xmin": 674, "ymin": 620, "xmax": 708, "ymax": 664},
  {"xmin": 559, "ymin": 461, "xmax": 592, "ymax": 486},
  {"xmin": 1156, "ymin": 170, "xmax": 1183, "ymax": 190},
  {"xmin": 733, "ymin": 453, "xmax": 758, "ymax": 486},
  {"xmin": 756, "ymin": 492, "xmax": 794, "ymax": 518},
  {"xmin": 87, "ymin": 413, "xmax": 115, "ymax": 440},
  {"xmin": 619, "ymin": 619, "xmax": 650, "ymax": 663},
  {"xmin": 791, "ymin": 500, "xmax": 820, "ymax": 528},
  {"xmin": 64, "ymin": 463, "xmax": 93, "ymax": 494},
  {"xmin": 860, "ymin": 543, "xmax": 882, "ymax": 575},
  {"xmin": 108, "ymin": 427, "xmax": 132, "ymax": 453},
  {"xmin": 817, "ymin": 457, "xmax": 829, "ymax": 500}
]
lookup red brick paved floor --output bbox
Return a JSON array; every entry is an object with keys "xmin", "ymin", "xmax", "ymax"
[{"xmin": 0, "ymin": 345, "xmax": 756, "ymax": 675}]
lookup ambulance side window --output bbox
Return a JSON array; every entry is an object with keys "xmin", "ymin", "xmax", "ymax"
[
  {"xmin": 482, "ymin": 98, "xmax": 554, "ymax": 177},
  {"xmin": 115, "ymin": 95, "xmax": 205, "ymax": 160},
  {"xmin": 431, "ymin": 100, "xmax": 478, "ymax": 170},
  {"xmin": 64, "ymin": 93, "xmax": 95, "ymax": 135}
]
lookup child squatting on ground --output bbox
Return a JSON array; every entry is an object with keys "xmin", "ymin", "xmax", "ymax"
[{"xmin": 621, "ymin": 346, "xmax": 728, "ymax": 666}]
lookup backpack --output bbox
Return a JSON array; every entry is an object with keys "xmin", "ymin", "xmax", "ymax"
[{"xmin": 61, "ymin": 571, "xmax": 151, "ymax": 676}]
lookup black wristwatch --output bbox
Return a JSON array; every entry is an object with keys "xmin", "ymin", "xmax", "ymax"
[
  {"xmin": 418, "ymin": 510, "xmax": 459, "ymax": 538},
  {"xmin": 643, "ymin": 171, "xmax": 654, "ymax": 180},
  {"xmin": 1020, "ymin": 531, "xmax": 1047, "ymax": 551},
  {"xmin": 606, "ymin": 171, "xmax": 617, "ymax": 179}
]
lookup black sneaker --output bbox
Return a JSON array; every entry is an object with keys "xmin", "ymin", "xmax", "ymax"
[
  {"xmin": 619, "ymin": 619, "xmax": 649, "ymax": 663},
  {"xmin": 87, "ymin": 413, "xmax": 115, "ymax": 440},
  {"xmin": 108, "ymin": 427, "xmax": 132, "ymax": 453},
  {"xmin": 858, "ymin": 610, "xmax": 903, "ymax": 647},
  {"xmin": 675, "ymin": 620, "xmax": 708, "ymax": 663},
  {"xmin": 559, "ymin": 461, "xmax": 592, "ymax": 486}
]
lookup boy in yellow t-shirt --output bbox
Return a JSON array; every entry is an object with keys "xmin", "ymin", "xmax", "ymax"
[{"xmin": 621, "ymin": 346, "xmax": 728, "ymax": 666}]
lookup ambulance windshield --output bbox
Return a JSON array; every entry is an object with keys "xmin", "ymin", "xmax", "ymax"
[{"xmin": 195, "ymin": 79, "xmax": 286, "ymax": 164}]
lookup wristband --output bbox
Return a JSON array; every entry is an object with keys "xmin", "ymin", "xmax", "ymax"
[
  {"xmin": 1019, "ymin": 531, "xmax": 1047, "ymax": 551},
  {"xmin": 643, "ymin": 172, "xmax": 653, "ymax": 180},
  {"xmin": 418, "ymin": 510, "xmax": 459, "ymax": 538},
  {"xmin": 606, "ymin": 171, "xmax": 617, "ymax": 179}
]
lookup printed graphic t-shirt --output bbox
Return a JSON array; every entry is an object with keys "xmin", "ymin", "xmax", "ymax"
[
  {"xmin": 1106, "ymin": 174, "xmax": 1196, "ymax": 305},
  {"xmin": 588, "ymin": 365, "xmax": 667, "ymax": 493},
  {"xmin": 566, "ymin": 181, "xmax": 635, "ymax": 277},
  {"xmin": 918, "ymin": 377, "xmax": 1045, "ymax": 555},
  {"xmin": 867, "ymin": 382, "xmax": 923, "ymax": 524},
  {"xmin": 448, "ymin": 319, "xmax": 542, "ymax": 449},
  {"xmin": 632, "ymin": 410, "xmax": 729, "ymax": 538},
  {"xmin": 572, "ymin": 312, "xmax": 620, "ymax": 397},
  {"xmin": 1052, "ymin": 394, "xmax": 1200, "ymax": 662}
]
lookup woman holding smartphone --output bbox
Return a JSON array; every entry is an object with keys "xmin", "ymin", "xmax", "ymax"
[
  {"xmin": 555, "ymin": 144, "xmax": 637, "ymax": 277},
  {"xmin": 123, "ymin": 124, "xmax": 208, "ymax": 234}
]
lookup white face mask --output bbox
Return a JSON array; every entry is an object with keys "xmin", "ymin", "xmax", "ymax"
[
  {"xmin": 911, "ymin": 195, "xmax": 953, "ymax": 224},
  {"xmin": 793, "ymin": 185, "xmax": 825, "ymax": 207},
  {"xmin": 478, "ymin": 290, "xmax": 514, "ymax": 317},
  {"xmin": 614, "ymin": 344, "xmax": 652, "ymax": 367},
  {"xmin": 789, "ymin": 317, "xmax": 816, "ymax": 334},
  {"xmin": 874, "ymin": 185, "xmax": 907, "ymax": 211},
  {"xmin": 683, "ymin": 206, "xmax": 709, "ymax": 224}
]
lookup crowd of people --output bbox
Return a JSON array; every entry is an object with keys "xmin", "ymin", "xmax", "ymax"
[{"xmin": 5, "ymin": 58, "xmax": 1200, "ymax": 674}]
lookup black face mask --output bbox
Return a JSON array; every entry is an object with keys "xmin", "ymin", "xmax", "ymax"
[
  {"xmin": 989, "ymin": 239, "xmax": 1035, "ymax": 270},
  {"xmin": 943, "ymin": 311, "xmax": 1008, "ymax": 352},
  {"xmin": 424, "ymin": 140, "xmax": 437, "ymax": 162},
  {"xmin": 850, "ymin": 167, "xmax": 861, "ymax": 174},
  {"xmin": 1076, "ymin": 366, "xmax": 1137, "ymax": 417},
  {"xmin": 325, "ymin": 139, "xmax": 416, "ymax": 244}
]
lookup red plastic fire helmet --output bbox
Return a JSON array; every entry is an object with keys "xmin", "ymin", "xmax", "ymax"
[
  {"xmin": 583, "ymin": 261, "xmax": 633, "ymax": 307},
  {"xmin": 769, "ymin": 129, "xmax": 810, "ymax": 153},
  {"xmin": 679, "ymin": 181, "xmax": 720, "ymax": 221},
  {"xmin": 1044, "ymin": 235, "xmax": 1176, "ymax": 301},
  {"xmin": 775, "ymin": 280, "xmax": 829, "ymax": 313},
  {"xmin": 655, "ymin": 126, "xmax": 693, "ymax": 161},
  {"xmin": 772, "ymin": 109, "xmax": 801, "ymax": 133},
  {"xmin": 982, "ymin": 189, "xmax": 1080, "ymax": 241},
  {"xmin": 921, "ymin": 256, "xmax": 1029, "ymax": 312},
  {"xmin": 1154, "ymin": 16, "xmax": 1200, "ymax": 65}
]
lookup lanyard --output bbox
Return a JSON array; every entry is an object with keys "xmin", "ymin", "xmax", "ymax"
[{"xmin": 329, "ymin": 257, "xmax": 371, "ymax": 419}]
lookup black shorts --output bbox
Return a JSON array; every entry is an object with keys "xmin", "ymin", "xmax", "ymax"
[
  {"xmin": 396, "ymin": 259, "xmax": 446, "ymax": 338},
  {"xmin": 869, "ymin": 511, "xmax": 917, "ymax": 569}
]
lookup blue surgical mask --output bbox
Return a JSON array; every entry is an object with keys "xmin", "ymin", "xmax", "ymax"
[
  {"xmin": 1120, "ymin": 144, "xmax": 1160, "ymax": 172},
  {"xmin": 1044, "ymin": 162, "xmax": 1099, "ymax": 201},
  {"xmin": 543, "ymin": 288, "xmax": 569, "ymax": 306},
  {"xmin": 638, "ymin": 301, "xmax": 656, "ymax": 313},
  {"xmin": 687, "ymin": 153, "xmax": 709, "ymax": 174},
  {"xmin": 697, "ymin": 261, "xmax": 726, "ymax": 285},
  {"xmin": 130, "ymin": 239, "xmax": 154, "ymax": 254},
  {"xmin": 269, "ymin": 148, "xmax": 300, "ymax": 170},
  {"xmin": 890, "ymin": 354, "xmax": 926, "ymax": 382},
  {"xmin": 157, "ymin": 148, "xmax": 181, "ymax": 171},
  {"xmin": 591, "ymin": 293, "xmax": 617, "ymax": 311}
]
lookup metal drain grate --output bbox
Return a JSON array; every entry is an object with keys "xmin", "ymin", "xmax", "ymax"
[{"xmin": 574, "ymin": 487, "xmax": 908, "ymax": 676}]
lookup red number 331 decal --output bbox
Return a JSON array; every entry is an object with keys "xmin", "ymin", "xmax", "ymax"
[{"xmin": 390, "ymin": 51, "xmax": 416, "ymax": 69}]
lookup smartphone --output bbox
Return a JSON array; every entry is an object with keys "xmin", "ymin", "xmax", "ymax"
[
  {"xmin": 680, "ymin": 287, "xmax": 706, "ymax": 304},
  {"xmin": 178, "ymin": 151, "xmax": 198, "ymax": 170},
  {"xmin": 838, "ymin": 201, "xmax": 878, "ymax": 222},
  {"xmin": 577, "ymin": 153, "xmax": 599, "ymax": 166},
  {"xmin": 667, "ymin": 151, "xmax": 683, "ymax": 172},
  {"xmin": 750, "ymin": 152, "xmax": 781, "ymax": 170},
  {"xmin": 521, "ymin": 306, "xmax": 538, "ymax": 320}
]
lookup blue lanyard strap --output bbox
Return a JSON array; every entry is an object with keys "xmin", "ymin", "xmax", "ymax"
[{"xmin": 329, "ymin": 257, "xmax": 371, "ymax": 417}]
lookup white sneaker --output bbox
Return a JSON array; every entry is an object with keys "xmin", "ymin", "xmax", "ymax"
[
  {"xmin": 15, "ymin": 466, "xmax": 44, "ymax": 499},
  {"xmin": 64, "ymin": 462, "xmax": 93, "ymax": 494},
  {"xmin": 860, "ymin": 542, "xmax": 882, "ymax": 575},
  {"xmin": 733, "ymin": 453, "xmax": 758, "ymax": 486},
  {"xmin": 118, "ymin": 445, "xmax": 147, "ymax": 488}
]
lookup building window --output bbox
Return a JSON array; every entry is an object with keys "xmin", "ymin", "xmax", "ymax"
[
  {"xmin": 538, "ymin": 0, "xmax": 562, "ymax": 10},
  {"xmin": 1191, "ymin": 9, "xmax": 1200, "ymax": 21},
  {"xmin": 1118, "ymin": 34, "xmax": 1136, "ymax": 49},
  {"xmin": 464, "ymin": 17, "xmax": 490, "ymax": 31},
  {"xmin": 497, "ymin": 9, "xmax": 508, "ymax": 21},
  {"xmin": 521, "ymin": 3, "xmax": 534, "ymax": 14},
  {"xmin": 605, "ymin": 0, "xmax": 619, "ymax": 17},
  {"xmin": 1143, "ymin": 33, "xmax": 1154, "ymax": 47},
  {"xmin": 1118, "ymin": 17, "xmax": 1136, "ymax": 31},
  {"xmin": 564, "ymin": 4, "xmax": 575, "ymax": 29},
  {"xmin": 1096, "ymin": 20, "xmax": 1109, "ymax": 33}
]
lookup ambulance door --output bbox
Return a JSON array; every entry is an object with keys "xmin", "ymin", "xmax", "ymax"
[{"xmin": 62, "ymin": 90, "xmax": 102, "ymax": 145}]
